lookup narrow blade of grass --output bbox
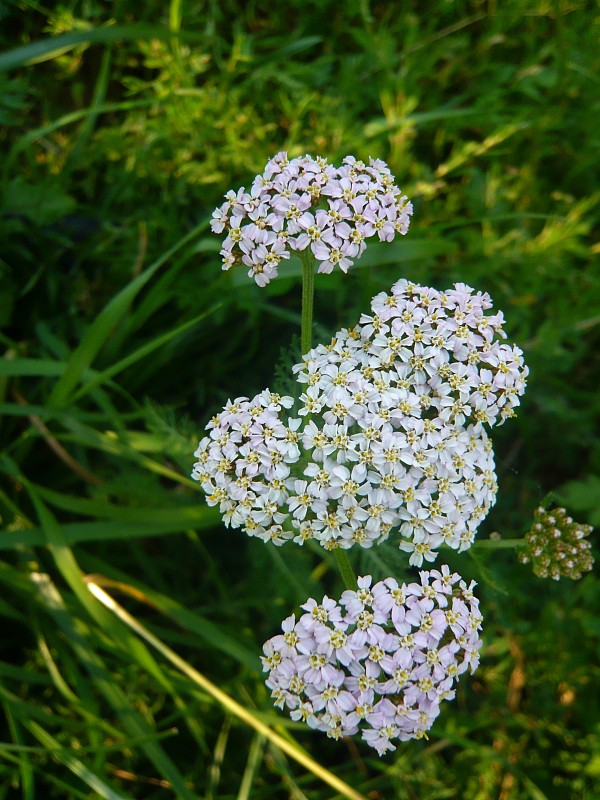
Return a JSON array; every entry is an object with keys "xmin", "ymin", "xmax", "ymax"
[
  {"xmin": 0, "ymin": 512, "xmax": 220, "ymax": 550},
  {"xmin": 81, "ymin": 566, "xmax": 258, "ymax": 671},
  {"xmin": 88, "ymin": 581, "xmax": 369, "ymax": 800},
  {"xmin": 24, "ymin": 720, "xmax": 133, "ymax": 800},
  {"xmin": 32, "ymin": 573, "xmax": 198, "ymax": 800},
  {"xmin": 237, "ymin": 733, "xmax": 265, "ymax": 800},
  {"xmin": 71, "ymin": 304, "xmax": 222, "ymax": 402},
  {"xmin": 3, "ymin": 704, "xmax": 34, "ymax": 800},
  {"xmin": 47, "ymin": 219, "xmax": 210, "ymax": 409},
  {"xmin": 0, "ymin": 24, "xmax": 203, "ymax": 72}
]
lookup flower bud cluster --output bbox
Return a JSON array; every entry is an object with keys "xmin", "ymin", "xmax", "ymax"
[
  {"xmin": 192, "ymin": 281, "xmax": 528, "ymax": 564},
  {"xmin": 519, "ymin": 506, "xmax": 594, "ymax": 580},
  {"xmin": 261, "ymin": 569, "xmax": 482, "ymax": 755},
  {"xmin": 211, "ymin": 153, "xmax": 413, "ymax": 286}
]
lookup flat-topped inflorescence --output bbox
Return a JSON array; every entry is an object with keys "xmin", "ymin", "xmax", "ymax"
[
  {"xmin": 211, "ymin": 153, "xmax": 413, "ymax": 286},
  {"xmin": 192, "ymin": 281, "xmax": 528, "ymax": 565},
  {"xmin": 261, "ymin": 569, "xmax": 482, "ymax": 755}
]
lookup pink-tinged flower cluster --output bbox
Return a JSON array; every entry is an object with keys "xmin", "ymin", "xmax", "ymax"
[
  {"xmin": 261, "ymin": 569, "xmax": 482, "ymax": 755},
  {"xmin": 211, "ymin": 153, "xmax": 413, "ymax": 286},
  {"xmin": 192, "ymin": 281, "xmax": 528, "ymax": 564}
]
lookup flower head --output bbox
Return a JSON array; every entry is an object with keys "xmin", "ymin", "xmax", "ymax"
[
  {"xmin": 261, "ymin": 570, "xmax": 482, "ymax": 754},
  {"xmin": 519, "ymin": 506, "xmax": 594, "ymax": 580},
  {"xmin": 212, "ymin": 153, "xmax": 413, "ymax": 285},
  {"xmin": 193, "ymin": 281, "xmax": 527, "ymax": 561}
]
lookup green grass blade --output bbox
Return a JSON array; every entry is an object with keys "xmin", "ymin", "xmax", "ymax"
[
  {"xmin": 32, "ymin": 573, "xmax": 198, "ymax": 800},
  {"xmin": 80, "ymin": 558, "xmax": 258, "ymax": 671},
  {"xmin": 3, "ymin": 704, "xmax": 34, "ymax": 800},
  {"xmin": 364, "ymin": 105, "xmax": 482, "ymax": 138},
  {"xmin": 4, "ymin": 99, "xmax": 157, "ymax": 178},
  {"xmin": 70, "ymin": 304, "xmax": 222, "ymax": 401},
  {"xmin": 0, "ymin": 511, "xmax": 220, "ymax": 550},
  {"xmin": 0, "ymin": 24, "xmax": 202, "ymax": 72},
  {"xmin": 35, "ymin": 485, "xmax": 208, "ymax": 524},
  {"xmin": 19, "ymin": 476, "xmax": 212, "ymax": 759},
  {"xmin": 25, "ymin": 720, "xmax": 133, "ymax": 800},
  {"xmin": 24, "ymin": 482, "xmax": 188, "ymax": 688},
  {"xmin": 236, "ymin": 733, "xmax": 265, "ymax": 800},
  {"xmin": 63, "ymin": 45, "xmax": 112, "ymax": 173},
  {"xmin": 0, "ymin": 358, "xmax": 68, "ymax": 378},
  {"xmin": 35, "ymin": 630, "xmax": 79, "ymax": 704},
  {"xmin": 56, "ymin": 424, "xmax": 198, "ymax": 486},
  {"xmin": 88, "ymin": 582, "xmax": 369, "ymax": 800},
  {"xmin": 47, "ymin": 218, "xmax": 210, "ymax": 409},
  {"xmin": 169, "ymin": 0, "xmax": 183, "ymax": 33}
]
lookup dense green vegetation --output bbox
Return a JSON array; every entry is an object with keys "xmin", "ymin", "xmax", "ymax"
[{"xmin": 0, "ymin": 1, "xmax": 599, "ymax": 798}]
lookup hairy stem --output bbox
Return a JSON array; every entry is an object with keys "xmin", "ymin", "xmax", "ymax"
[
  {"xmin": 334, "ymin": 549, "xmax": 358, "ymax": 590},
  {"xmin": 471, "ymin": 538, "xmax": 523, "ymax": 550},
  {"xmin": 300, "ymin": 249, "xmax": 315, "ymax": 354},
  {"xmin": 299, "ymin": 250, "xmax": 357, "ymax": 590}
]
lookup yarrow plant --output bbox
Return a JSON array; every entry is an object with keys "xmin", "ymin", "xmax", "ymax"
[
  {"xmin": 194, "ymin": 153, "xmax": 591, "ymax": 757},
  {"xmin": 261, "ymin": 569, "xmax": 482, "ymax": 754}
]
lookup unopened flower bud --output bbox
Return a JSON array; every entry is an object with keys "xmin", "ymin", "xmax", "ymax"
[{"xmin": 519, "ymin": 507, "xmax": 594, "ymax": 580}]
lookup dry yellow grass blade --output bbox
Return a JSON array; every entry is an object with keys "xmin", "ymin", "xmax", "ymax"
[{"xmin": 87, "ymin": 581, "xmax": 368, "ymax": 800}]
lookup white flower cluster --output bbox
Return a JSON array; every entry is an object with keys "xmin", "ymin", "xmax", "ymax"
[
  {"xmin": 193, "ymin": 389, "xmax": 300, "ymax": 541},
  {"xmin": 192, "ymin": 281, "xmax": 528, "ymax": 565},
  {"xmin": 261, "ymin": 569, "xmax": 482, "ymax": 755},
  {"xmin": 211, "ymin": 153, "xmax": 413, "ymax": 286}
]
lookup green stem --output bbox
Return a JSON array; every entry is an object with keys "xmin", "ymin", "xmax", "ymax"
[
  {"xmin": 334, "ymin": 549, "xmax": 358, "ymax": 590},
  {"xmin": 300, "ymin": 250, "xmax": 315, "ymax": 354},
  {"xmin": 471, "ymin": 538, "xmax": 524, "ymax": 550},
  {"xmin": 298, "ymin": 250, "xmax": 357, "ymax": 591}
]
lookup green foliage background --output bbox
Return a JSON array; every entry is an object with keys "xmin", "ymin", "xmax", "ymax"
[{"xmin": 0, "ymin": 1, "xmax": 599, "ymax": 798}]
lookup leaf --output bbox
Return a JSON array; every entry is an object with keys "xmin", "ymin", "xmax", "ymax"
[
  {"xmin": 31, "ymin": 573, "xmax": 197, "ymax": 800},
  {"xmin": 0, "ymin": 514, "xmax": 220, "ymax": 550},
  {"xmin": 89, "ymin": 581, "xmax": 369, "ymax": 800},
  {"xmin": 81, "ymin": 556, "xmax": 258, "ymax": 671},
  {"xmin": 3, "ymin": 703, "xmax": 35, "ymax": 800},
  {"xmin": 71, "ymin": 303, "xmax": 222, "ymax": 401},
  {"xmin": 24, "ymin": 720, "xmax": 133, "ymax": 800},
  {"xmin": 364, "ymin": 105, "xmax": 482, "ymax": 138},
  {"xmin": 1, "ymin": 177, "xmax": 76, "ymax": 226},
  {"xmin": 47, "ymin": 218, "xmax": 210, "ymax": 408},
  {"xmin": 0, "ymin": 24, "xmax": 204, "ymax": 72},
  {"xmin": 0, "ymin": 357, "xmax": 69, "ymax": 378},
  {"xmin": 555, "ymin": 474, "xmax": 600, "ymax": 525}
]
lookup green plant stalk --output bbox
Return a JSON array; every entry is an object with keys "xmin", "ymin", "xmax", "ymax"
[
  {"xmin": 471, "ymin": 538, "xmax": 524, "ymax": 550},
  {"xmin": 299, "ymin": 251, "xmax": 358, "ymax": 591},
  {"xmin": 300, "ymin": 249, "xmax": 315, "ymax": 355},
  {"xmin": 334, "ymin": 550, "xmax": 359, "ymax": 590}
]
